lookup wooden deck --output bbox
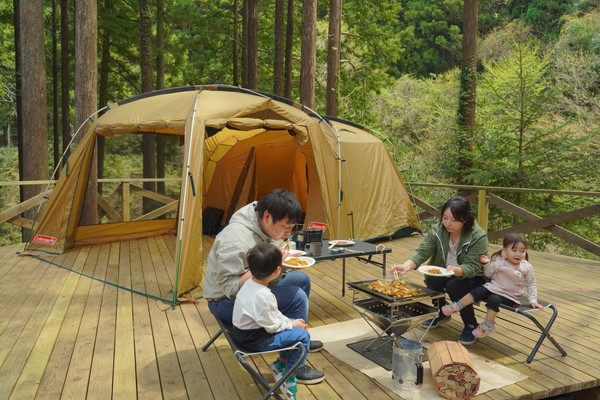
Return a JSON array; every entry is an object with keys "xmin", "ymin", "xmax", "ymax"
[{"xmin": 0, "ymin": 234, "xmax": 598, "ymax": 400}]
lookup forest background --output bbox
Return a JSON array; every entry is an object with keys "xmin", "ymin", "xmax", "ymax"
[{"xmin": 0, "ymin": 0, "xmax": 598, "ymax": 259}]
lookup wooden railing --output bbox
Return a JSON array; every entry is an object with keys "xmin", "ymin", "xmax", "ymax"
[
  {"xmin": 0, "ymin": 178, "xmax": 180, "ymax": 230},
  {"xmin": 406, "ymin": 183, "xmax": 600, "ymax": 258},
  {"xmin": 1, "ymin": 179, "xmax": 599, "ymax": 258}
]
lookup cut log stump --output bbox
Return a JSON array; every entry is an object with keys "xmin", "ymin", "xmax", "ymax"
[{"xmin": 427, "ymin": 341, "xmax": 480, "ymax": 400}]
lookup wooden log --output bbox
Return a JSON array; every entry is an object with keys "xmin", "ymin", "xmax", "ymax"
[{"xmin": 427, "ymin": 341, "xmax": 480, "ymax": 400}]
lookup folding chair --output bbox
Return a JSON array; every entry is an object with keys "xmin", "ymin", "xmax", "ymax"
[
  {"xmin": 497, "ymin": 296, "xmax": 567, "ymax": 363},
  {"xmin": 202, "ymin": 317, "xmax": 307, "ymax": 400}
]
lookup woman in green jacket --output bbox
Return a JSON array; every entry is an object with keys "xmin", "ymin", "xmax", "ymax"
[{"xmin": 392, "ymin": 196, "xmax": 489, "ymax": 345}]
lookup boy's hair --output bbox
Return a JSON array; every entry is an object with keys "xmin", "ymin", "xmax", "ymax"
[
  {"xmin": 247, "ymin": 242, "xmax": 282, "ymax": 279},
  {"xmin": 440, "ymin": 196, "xmax": 475, "ymax": 233},
  {"xmin": 491, "ymin": 233, "xmax": 529, "ymax": 261},
  {"xmin": 256, "ymin": 189, "xmax": 302, "ymax": 224}
]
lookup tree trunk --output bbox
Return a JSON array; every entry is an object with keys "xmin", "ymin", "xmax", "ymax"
[
  {"xmin": 156, "ymin": 0, "xmax": 165, "ymax": 195},
  {"xmin": 20, "ymin": 0, "xmax": 49, "ymax": 240},
  {"xmin": 61, "ymin": 0, "xmax": 70, "ymax": 157},
  {"xmin": 246, "ymin": 0, "xmax": 258, "ymax": 89},
  {"xmin": 52, "ymin": 0, "xmax": 60, "ymax": 175},
  {"xmin": 98, "ymin": 0, "xmax": 112, "ymax": 195},
  {"xmin": 326, "ymin": 0, "xmax": 341, "ymax": 116},
  {"xmin": 456, "ymin": 0, "xmax": 478, "ymax": 184},
  {"xmin": 140, "ymin": 0, "xmax": 156, "ymax": 213},
  {"xmin": 300, "ymin": 0, "xmax": 317, "ymax": 109},
  {"xmin": 241, "ymin": 0, "xmax": 248, "ymax": 87},
  {"xmin": 75, "ymin": 0, "xmax": 98, "ymax": 225},
  {"xmin": 233, "ymin": 0, "xmax": 239, "ymax": 86},
  {"xmin": 273, "ymin": 0, "xmax": 285, "ymax": 96},
  {"xmin": 283, "ymin": 0, "xmax": 294, "ymax": 99},
  {"xmin": 13, "ymin": 0, "xmax": 21, "ymax": 240}
]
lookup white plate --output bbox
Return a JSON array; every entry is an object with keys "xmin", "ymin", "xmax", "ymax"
[
  {"xmin": 285, "ymin": 250, "xmax": 306, "ymax": 257},
  {"xmin": 282, "ymin": 256, "xmax": 316, "ymax": 269},
  {"xmin": 418, "ymin": 265, "xmax": 454, "ymax": 277},
  {"xmin": 328, "ymin": 239, "xmax": 355, "ymax": 246}
]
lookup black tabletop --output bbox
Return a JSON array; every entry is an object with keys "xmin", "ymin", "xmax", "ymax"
[{"xmin": 306, "ymin": 239, "xmax": 391, "ymax": 261}]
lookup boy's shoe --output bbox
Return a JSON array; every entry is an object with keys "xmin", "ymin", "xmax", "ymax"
[
  {"xmin": 282, "ymin": 376, "xmax": 298, "ymax": 400},
  {"xmin": 269, "ymin": 360, "xmax": 297, "ymax": 400},
  {"xmin": 441, "ymin": 302, "xmax": 460, "ymax": 316},
  {"xmin": 421, "ymin": 314, "xmax": 451, "ymax": 329},
  {"xmin": 309, "ymin": 340, "xmax": 323, "ymax": 352},
  {"xmin": 473, "ymin": 323, "xmax": 496, "ymax": 338},
  {"xmin": 295, "ymin": 365, "xmax": 325, "ymax": 385},
  {"xmin": 458, "ymin": 324, "xmax": 477, "ymax": 345}
]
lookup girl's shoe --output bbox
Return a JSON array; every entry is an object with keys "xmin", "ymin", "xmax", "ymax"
[
  {"xmin": 441, "ymin": 302, "xmax": 460, "ymax": 316},
  {"xmin": 472, "ymin": 323, "xmax": 496, "ymax": 337}
]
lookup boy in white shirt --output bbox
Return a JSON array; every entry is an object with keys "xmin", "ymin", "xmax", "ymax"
[{"xmin": 232, "ymin": 243, "xmax": 320, "ymax": 398}]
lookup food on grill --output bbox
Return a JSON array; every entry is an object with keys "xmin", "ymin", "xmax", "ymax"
[
  {"xmin": 368, "ymin": 279, "xmax": 425, "ymax": 298},
  {"xmin": 427, "ymin": 268, "xmax": 443, "ymax": 274},
  {"xmin": 284, "ymin": 257, "xmax": 309, "ymax": 267}
]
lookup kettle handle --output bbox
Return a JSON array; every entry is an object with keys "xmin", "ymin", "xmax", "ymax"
[{"xmin": 416, "ymin": 362, "xmax": 423, "ymax": 385}]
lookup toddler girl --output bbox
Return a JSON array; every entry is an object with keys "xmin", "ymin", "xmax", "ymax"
[{"xmin": 441, "ymin": 234, "xmax": 543, "ymax": 337}]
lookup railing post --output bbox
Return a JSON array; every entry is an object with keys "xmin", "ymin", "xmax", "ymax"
[
  {"xmin": 123, "ymin": 182, "xmax": 131, "ymax": 222},
  {"xmin": 478, "ymin": 189, "xmax": 489, "ymax": 232}
]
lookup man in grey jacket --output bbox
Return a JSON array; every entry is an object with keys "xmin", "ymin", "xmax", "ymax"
[{"xmin": 204, "ymin": 189, "xmax": 325, "ymax": 384}]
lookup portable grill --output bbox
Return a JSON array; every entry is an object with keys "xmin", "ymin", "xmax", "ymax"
[{"xmin": 346, "ymin": 279, "xmax": 445, "ymax": 370}]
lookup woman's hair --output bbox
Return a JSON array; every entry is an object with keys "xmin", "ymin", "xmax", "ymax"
[
  {"xmin": 247, "ymin": 242, "xmax": 282, "ymax": 279},
  {"xmin": 440, "ymin": 196, "xmax": 475, "ymax": 233},
  {"xmin": 491, "ymin": 233, "xmax": 529, "ymax": 260}
]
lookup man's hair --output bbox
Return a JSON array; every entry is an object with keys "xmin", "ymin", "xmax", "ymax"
[
  {"xmin": 440, "ymin": 195, "xmax": 475, "ymax": 232},
  {"xmin": 255, "ymin": 189, "xmax": 302, "ymax": 224},
  {"xmin": 247, "ymin": 242, "xmax": 282, "ymax": 279}
]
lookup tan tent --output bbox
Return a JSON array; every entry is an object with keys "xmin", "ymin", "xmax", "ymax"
[{"xmin": 25, "ymin": 85, "xmax": 419, "ymax": 304}]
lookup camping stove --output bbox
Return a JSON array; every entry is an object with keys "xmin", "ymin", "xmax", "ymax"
[
  {"xmin": 346, "ymin": 279, "xmax": 445, "ymax": 370},
  {"xmin": 347, "ymin": 279, "xmax": 445, "ymax": 337}
]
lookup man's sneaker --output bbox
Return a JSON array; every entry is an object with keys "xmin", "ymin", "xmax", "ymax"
[
  {"xmin": 473, "ymin": 323, "xmax": 496, "ymax": 338},
  {"xmin": 421, "ymin": 314, "xmax": 451, "ymax": 329},
  {"xmin": 441, "ymin": 302, "xmax": 460, "ymax": 316},
  {"xmin": 295, "ymin": 365, "xmax": 325, "ymax": 385},
  {"xmin": 458, "ymin": 324, "xmax": 477, "ymax": 345},
  {"xmin": 309, "ymin": 340, "xmax": 323, "ymax": 352}
]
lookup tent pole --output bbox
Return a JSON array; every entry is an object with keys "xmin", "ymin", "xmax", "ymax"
[{"xmin": 172, "ymin": 90, "xmax": 202, "ymax": 306}]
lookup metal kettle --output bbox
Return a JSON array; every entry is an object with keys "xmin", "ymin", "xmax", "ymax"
[{"xmin": 391, "ymin": 338, "xmax": 424, "ymax": 391}]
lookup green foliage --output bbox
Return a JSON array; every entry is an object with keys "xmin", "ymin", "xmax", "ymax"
[
  {"xmin": 395, "ymin": 0, "xmax": 463, "ymax": 77},
  {"xmin": 0, "ymin": 147, "xmax": 21, "ymax": 244}
]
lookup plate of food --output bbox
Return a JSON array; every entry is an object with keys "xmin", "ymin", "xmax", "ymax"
[
  {"xmin": 282, "ymin": 256, "xmax": 316, "ymax": 269},
  {"xmin": 328, "ymin": 239, "xmax": 355, "ymax": 246},
  {"xmin": 418, "ymin": 265, "xmax": 454, "ymax": 277}
]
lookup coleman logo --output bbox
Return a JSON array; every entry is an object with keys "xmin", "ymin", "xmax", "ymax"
[{"xmin": 32, "ymin": 235, "xmax": 57, "ymax": 246}]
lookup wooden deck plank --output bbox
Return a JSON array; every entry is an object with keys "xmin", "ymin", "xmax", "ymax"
[
  {"xmin": 60, "ymin": 243, "xmax": 110, "ymax": 399},
  {"xmin": 129, "ymin": 239, "xmax": 162, "ymax": 400},
  {"xmin": 138, "ymin": 237, "xmax": 188, "ymax": 399},
  {"xmin": 87, "ymin": 242, "xmax": 120, "ymax": 399},
  {"xmin": 0, "ymin": 250, "xmax": 78, "ymax": 400},
  {"xmin": 10, "ymin": 246, "xmax": 94, "ymax": 399},
  {"xmin": 34, "ymin": 245, "xmax": 101, "ymax": 399},
  {"xmin": 113, "ymin": 241, "xmax": 137, "ymax": 399}
]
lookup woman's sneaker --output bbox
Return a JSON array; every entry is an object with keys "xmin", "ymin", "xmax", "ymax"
[
  {"xmin": 421, "ymin": 314, "xmax": 451, "ymax": 329},
  {"xmin": 458, "ymin": 324, "xmax": 477, "ymax": 345},
  {"xmin": 473, "ymin": 323, "xmax": 496, "ymax": 337}
]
